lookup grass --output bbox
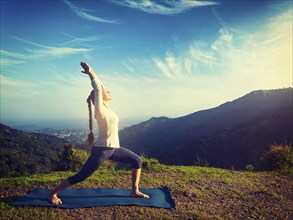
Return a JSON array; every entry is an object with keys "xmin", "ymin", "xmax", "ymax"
[{"xmin": 1, "ymin": 164, "xmax": 293, "ymax": 220}]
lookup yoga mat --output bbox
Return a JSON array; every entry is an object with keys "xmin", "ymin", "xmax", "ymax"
[{"xmin": 12, "ymin": 186, "xmax": 175, "ymax": 209}]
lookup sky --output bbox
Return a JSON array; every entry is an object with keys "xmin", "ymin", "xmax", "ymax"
[{"xmin": 0, "ymin": 0, "xmax": 292, "ymax": 127}]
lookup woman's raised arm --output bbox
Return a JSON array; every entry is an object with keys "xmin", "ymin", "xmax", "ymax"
[{"xmin": 80, "ymin": 62, "xmax": 104, "ymax": 112}]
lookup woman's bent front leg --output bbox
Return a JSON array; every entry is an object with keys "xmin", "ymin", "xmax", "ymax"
[
  {"xmin": 131, "ymin": 168, "xmax": 150, "ymax": 198},
  {"xmin": 109, "ymin": 147, "xmax": 150, "ymax": 198}
]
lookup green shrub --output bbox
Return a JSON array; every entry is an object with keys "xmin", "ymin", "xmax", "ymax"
[
  {"xmin": 194, "ymin": 156, "xmax": 209, "ymax": 167},
  {"xmin": 245, "ymin": 164, "xmax": 254, "ymax": 172},
  {"xmin": 57, "ymin": 144, "xmax": 89, "ymax": 172},
  {"xmin": 259, "ymin": 144, "xmax": 293, "ymax": 176},
  {"xmin": 99, "ymin": 160, "xmax": 116, "ymax": 171},
  {"xmin": 57, "ymin": 144, "xmax": 116, "ymax": 172},
  {"xmin": 69, "ymin": 147, "xmax": 89, "ymax": 171},
  {"xmin": 141, "ymin": 156, "xmax": 162, "ymax": 172}
]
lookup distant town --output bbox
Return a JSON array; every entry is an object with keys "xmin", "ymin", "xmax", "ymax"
[
  {"xmin": 32, "ymin": 128, "xmax": 94, "ymax": 143},
  {"xmin": 3, "ymin": 117, "xmax": 148, "ymax": 143}
]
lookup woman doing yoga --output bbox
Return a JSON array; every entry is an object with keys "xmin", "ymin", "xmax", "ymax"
[{"xmin": 48, "ymin": 62, "xmax": 150, "ymax": 205}]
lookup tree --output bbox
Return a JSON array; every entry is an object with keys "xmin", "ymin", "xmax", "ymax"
[
  {"xmin": 259, "ymin": 144, "xmax": 293, "ymax": 176},
  {"xmin": 57, "ymin": 143, "xmax": 89, "ymax": 172}
]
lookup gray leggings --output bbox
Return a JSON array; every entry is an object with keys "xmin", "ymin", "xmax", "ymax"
[{"xmin": 68, "ymin": 147, "xmax": 142, "ymax": 185}]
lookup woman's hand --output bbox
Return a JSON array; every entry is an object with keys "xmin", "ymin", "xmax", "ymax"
[
  {"xmin": 81, "ymin": 62, "xmax": 97, "ymax": 81},
  {"xmin": 80, "ymin": 62, "xmax": 93, "ymax": 74}
]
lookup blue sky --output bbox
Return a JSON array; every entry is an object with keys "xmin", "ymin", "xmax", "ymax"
[{"xmin": 1, "ymin": 0, "xmax": 292, "ymax": 126}]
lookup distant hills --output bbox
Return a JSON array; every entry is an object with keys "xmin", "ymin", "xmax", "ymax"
[
  {"xmin": 119, "ymin": 88, "xmax": 293, "ymax": 169},
  {"xmin": 0, "ymin": 88, "xmax": 292, "ymax": 177},
  {"xmin": 0, "ymin": 123, "xmax": 67, "ymax": 177}
]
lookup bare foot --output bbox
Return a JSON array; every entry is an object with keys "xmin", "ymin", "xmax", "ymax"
[
  {"xmin": 130, "ymin": 191, "xmax": 150, "ymax": 198},
  {"xmin": 48, "ymin": 192, "xmax": 62, "ymax": 205}
]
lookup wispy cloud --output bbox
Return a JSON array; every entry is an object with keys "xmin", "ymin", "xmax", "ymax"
[
  {"xmin": 111, "ymin": 0, "xmax": 219, "ymax": 15},
  {"xmin": 24, "ymin": 47, "xmax": 89, "ymax": 58},
  {"xmin": 151, "ymin": 40, "xmax": 219, "ymax": 80},
  {"xmin": 0, "ymin": 75, "xmax": 36, "ymax": 90},
  {"xmin": 211, "ymin": 28, "xmax": 233, "ymax": 52},
  {"xmin": 0, "ymin": 50, "xmax": 26, "ymax": 66},
  {"xmin": 153, "ymin": 58, "xmax": 174, "ymax": 79},
  {"xmin": 113, "ymin": 9, "xmax": 292, "ymax": 118},
  {"xmin": 211, "ymin": 6, "xmax": 228, "ymax": 28},
  {"xmin": 60, "ymin": 32, "xmax": 101, "ymax": 46},
  {"xmin": 263, "ymin": 10, "xmax": 292, "ymax": 44},
  {"xmin": 211, "ymin": 6, "xmax": 249, "ymax": 37},
  {"xmin": 123, "ymin": 57, "xmax": 156, "ymax": 77},
  {"xmin": 0, "ymin": 58, "xmax": 26, "ymax": 66},
  {"xmin": 63, "ymin": 0, "xmax": 120, "ymax": 24},
  {"xmin": 0, "ymin": 73, "xmax": 90, "ymax": 121},
  {"xmin": 1, "ymin": 37, "xmax": 91, "ymax": 63},
  {"xmin": 0, "ymin": 50, "xmax": 26, "ymax": 58},
  {"xmin": 58, "ymin": 33, "xmax": 104, "ymax": 51}
]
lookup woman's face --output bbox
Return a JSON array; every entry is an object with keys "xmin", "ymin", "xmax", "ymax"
[{"xmin": 102, "ymin": 89, "xmax": 112, "ymax": 101}]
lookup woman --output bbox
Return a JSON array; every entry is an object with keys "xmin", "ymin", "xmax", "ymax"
[{"xmin": 48, "ymin": 62, "xmax": 150, "ymax": 205}]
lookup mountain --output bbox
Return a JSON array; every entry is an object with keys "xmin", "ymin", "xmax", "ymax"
[
  {"xmin": 119, "ymin": 88, "xmax": 293, "ymax": 169},
  {"xmin": 0, "ymin": 123, "xmax": 67, "ymax": 177}
]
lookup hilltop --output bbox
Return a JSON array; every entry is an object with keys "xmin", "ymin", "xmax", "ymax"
[
  {"xmin": 120, "ymin": 88, "xmax": 293, "ymax": 169},
  {"xmin": 0, "ymin": 123, "xmax": 67, "ymax": 177},
  {"xmin": 0, "ymin": 165, "xmax": 292, "ymax": 219}
]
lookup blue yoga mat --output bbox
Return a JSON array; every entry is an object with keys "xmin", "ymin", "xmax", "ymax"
[{"xmin": 12, "ymin": 186, "xmax": 175, "ymax": 209}]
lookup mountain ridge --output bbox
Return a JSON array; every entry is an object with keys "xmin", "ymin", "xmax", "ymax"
[
  {"xmin": 0, "ymin": 88, "xmax": 291, "ymax": 176},
  {"xmin": 119, "ymin": 88, "xmax": 293, "ymax": 169}
]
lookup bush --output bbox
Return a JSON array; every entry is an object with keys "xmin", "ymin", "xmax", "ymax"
[
  {"xmin": 57, "ymin": 144, "xmax": 89, "ymax": 172},
  {"xmin": 245, "ymin": 164, "xmax": 254, "ymax": 172},
  {"xmin": 141, "ymin": 156, "xmax": 162, "ymax": 172},
  {"xmin": 259, "ymin": 144, "xmax": 293, "ymax": 176},
  {"xmin": 69, "ymin": 147, "xmax": 89, "ymax": 172},
  {"xmin": 99, "ymin": 160, "xmax": 116, "ymax": 171},
  {"xmin": 57, "ymin": 144, "xmax": 116, "ymax": 172},
  {"xmin": 194, "ymin": 156, "xmax": 209, "ymax": 167}
]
